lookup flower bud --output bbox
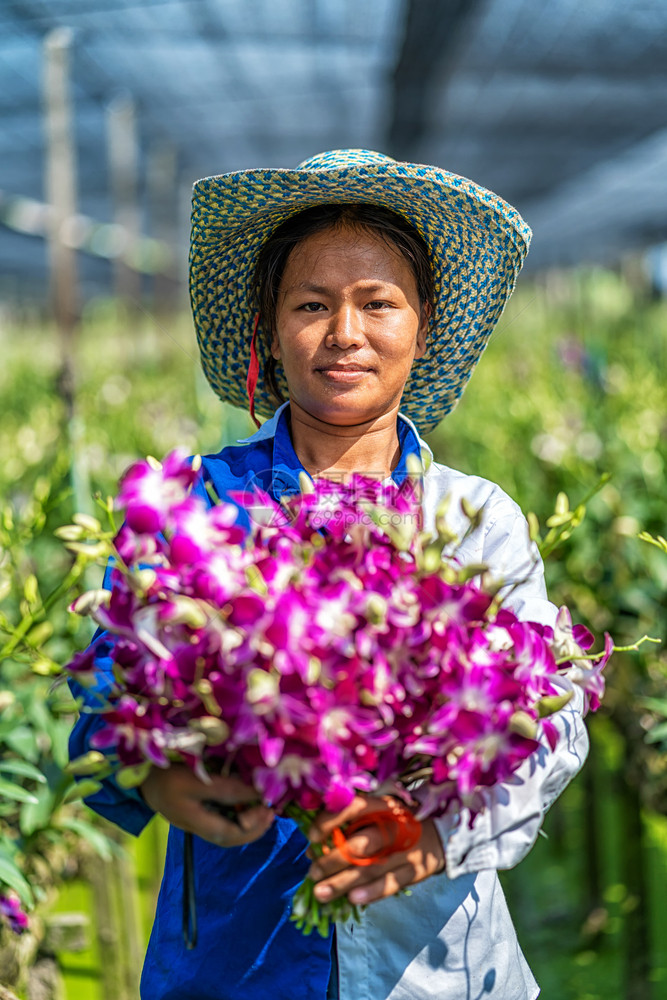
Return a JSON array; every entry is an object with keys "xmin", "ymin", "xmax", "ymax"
[
  {"xmin": 26, "ymin": 621, "xmax": 53, "ymax": 647},
  {"xmin": 460, "ymin": 498, "xmax": 483, "ymax": 530},
  {"xmin": 365, "ymin": 594, "xmax": 387, "ymax": 625},
  {"xmin": 509, "ymin": 711, "xmax": 538, "ymax": 739},
  {"xmin": 161, "ymin": 596, "xmax": 208, "ymax": 628},
  {"xmin": 298, "ymin": 472, "xmax": 315, "ymax": 494},
  {"xmin": 537, "ymin": 690, "xmax": 574, "ymax": 718},
  {"xmin": 527, "ymin": 512, "xmax": 541, "ymax": 543},
  {"xmin": 116, "ymin": 762, "xmax": 153, "ymax": 788},
  {"xmin": 64, "ymin": 541, "xmax": 109, "ymax": 559},
  {"xmin": 189, "ymin": 716, "xmax": 230, "ymax": 745},
  {"xmin": 70, "ymin": 589, "xmax": 111, "ymax": 616},
  {"xmin": 422, "ymin": 543, "xmax": 444, "ymax": 573},
  {"xmin": 72, "ymin": 513, "xmax": 102, "ymax": 533},
  {"xmin": 67, "ymin": 751, "xmax": 107, "ymax": 775},
  {"xmin": 405, "ymin": 453, "xmax": 424, "ymax": 479},
  {"xmin": 55, "ymin": 524, "xmax": 85, "ymax": 541},
  {"xmin": 131, "ymin": 569, "xmax": 158, "ymax": 593},
  {"xmin": 23, "ymin": 574, "xmax": 39, "ymax": 605},
  {"xmin": 246, "ymin": 669, "xmax": 279, "ymax": 706},
  {"xmin": 193, "ymin": 678, "xmax": 223, "ymax": 717}
]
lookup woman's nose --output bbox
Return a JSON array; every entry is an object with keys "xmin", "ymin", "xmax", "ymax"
[{"xmin": 325, "ymin": 305, "xmax": 364, "ymax": 348}]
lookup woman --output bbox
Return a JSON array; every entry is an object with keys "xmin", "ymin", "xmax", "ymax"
[{"xmin": 70, "ymin": 149, "xmax": 589, "ymax": 999}]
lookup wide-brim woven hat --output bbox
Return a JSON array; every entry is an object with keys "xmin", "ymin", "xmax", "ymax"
[{"xmin": 190, "ymin": 149, "xmax": 531, "ymax": 435}]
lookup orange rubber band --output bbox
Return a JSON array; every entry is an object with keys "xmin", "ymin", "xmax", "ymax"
[{"xmin": 332, "ymin": 801, "xmax": 422, "ymax": 866}]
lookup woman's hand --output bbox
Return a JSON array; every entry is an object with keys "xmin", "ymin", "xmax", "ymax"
[
  {"xmin": 306, "ymin": 795, "xmax": 445, "ymax": 906},
  {"xmin": 140, "ymin": 765, "xmax": 274, "ymax": 847}
]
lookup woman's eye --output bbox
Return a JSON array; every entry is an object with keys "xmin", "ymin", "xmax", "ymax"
[
  {"xmin": 366, "ymin": 300, "xmax": 389, "ymax": 310},
  {"xmin": 300, "ymin": 302, "xmax": 325, "ymax": 312}
]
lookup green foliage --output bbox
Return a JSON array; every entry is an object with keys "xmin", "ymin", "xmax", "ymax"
[
  {"xmin": 0, "ymin": 471, "xmax": 109, "ymax": 921},
  {"xmin": 427, "ymin": 268, "xmax": 666, "ymax": 995},
  {"xmin": 428, "ymin": 269, "xmax": 667, "ymax": 806},
  {"xmin": 0, "ymin": 280, "xmax": 665, "ymax": 993},
  {"xmin": 0, "ymin": 305, "xmax": 252, "ymax": 944}
]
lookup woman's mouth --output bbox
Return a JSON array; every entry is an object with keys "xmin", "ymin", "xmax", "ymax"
[{"xmin": 316, "ymin": 364, "xmax": 373, "ymax": 383}]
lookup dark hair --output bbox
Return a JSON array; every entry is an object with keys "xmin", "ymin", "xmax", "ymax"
[{"xmin": 252, "ymin": 203, "xmax": 435, "ymax": 405}]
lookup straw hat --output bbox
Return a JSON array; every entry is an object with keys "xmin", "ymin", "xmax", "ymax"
[{"xmin": 189, "ymin": 149, "xmax": 531, "ymax": 435}]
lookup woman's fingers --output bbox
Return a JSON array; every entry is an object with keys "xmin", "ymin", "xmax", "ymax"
[
  {"xmin": 140, "ymin": 765, "xmax": 274, "ymax": 847},
  {"xmin": 308, "ymin": 815, "xmax": 445, "ymax": 905},
  {"xmin": 308, "ymin": 794, "xmax": 381, "ymax": 843},
  {"xmin": 188, "ymin": 799, "xmax": 274, "ymax": 847},
  {"xmin": 205, "ymin": 772, "xmax": 263, "ymax": 804}
]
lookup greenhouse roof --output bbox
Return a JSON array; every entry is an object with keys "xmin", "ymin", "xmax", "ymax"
[{"xmin": 1, "ymin": 0, "xmax": 667, "ymax": 298}]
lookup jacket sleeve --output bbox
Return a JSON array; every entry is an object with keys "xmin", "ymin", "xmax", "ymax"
[
  {"xmin": 434, "ymin": 491, "xmax": 590, "ymax": 876},
  {"xmin": 68, "ymin": 562, "xmax": 155, "ymax": 836},
  {"xmin": 67, "ymin": 473, "xmax": 220, "ymax": 836}
]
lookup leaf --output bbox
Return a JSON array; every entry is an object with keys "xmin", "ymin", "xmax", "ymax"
[
  {"xmin": 19, "ymin": 785, "xmax": 58, "ymax": 836},
  {"xmin": 0, "ymin": 854, "xmax": 34, "ymax": 906},
  {"xmin": 63, "ymin": 778, "xmax": 102, "ymax": 802},
  {"xmin": 0, "ymin": 777, "xmax": 39, "ymax": 804},
  {"xmin": 639, "ymin": 696, "xmax": 667, "ymax": 714},
  {"xmin": 645, "ymin": 721, "xmax": 667, "ymax": 744},
  {"xmin": 57, "ymin": 817, "xmax": 113, "ymax": 862},
  {"xmin": 0, "ymin": 759, "xmax": 47, "ymax": 783},
  {"xmin": 5, "ymin": 725, "xmax": 39, "ymax": 762}
]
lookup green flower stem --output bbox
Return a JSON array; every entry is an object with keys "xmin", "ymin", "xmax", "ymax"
[
  {"xmin": 283, "ymin": 803, "xmax": 364, "ymax": 937},
  {"xmin": 555, "ymin": 634, "xmax": 660, "ymax": 665},
  {"xmin": 0, "ymin": 553, "xmax": 88, "ymax": 659}
]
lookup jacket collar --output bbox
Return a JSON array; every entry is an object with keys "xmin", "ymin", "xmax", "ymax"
[{"xmin": 238, "ymin": 403, "xmax": 430, "ymax": 501}]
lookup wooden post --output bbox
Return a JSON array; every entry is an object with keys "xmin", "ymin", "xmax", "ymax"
[
  {"xmin": 86, "ymin": 855, "xmax": 128, "ymax": 1000},
  {"xmin": 43, "ymin": 28, "xmax": 91, "ymax": 516},
  {"xmin": 147, "ymin": 142, "xmax": 178, "ymax": 314},
  {"xmin": 114, "ymin": 847, "xmax": 144, "ymax": 996},
  {"xmin": 107, "ymin": 94, "xmax": 142, "ymax": 307},
  {"xmin": 43, "ymin": 27, "xmax": 79, "ymax": 423}
]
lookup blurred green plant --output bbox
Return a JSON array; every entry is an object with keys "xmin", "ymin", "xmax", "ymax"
[
  {"xmin": 0, "ymin": 278, "xmax": 664, "ymax": 997},
  {"xmin": 428, "ymin": 268, "xmax": 666, "ymax": 999},
  {"xmin": 0, "ymin": 464, "xmax": 115, "ymax": 992},
  {"xmin": 0, "ymin": 305, "xmax": 251, "ymax": 994}
]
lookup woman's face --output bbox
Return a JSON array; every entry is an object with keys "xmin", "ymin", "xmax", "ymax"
[{"xmin": 271, "ymin": 224, "xmax": 429, "ymax": 428}]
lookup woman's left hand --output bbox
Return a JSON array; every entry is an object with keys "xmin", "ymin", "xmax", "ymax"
[{"xmin": 306, "ymin": 795, "xmax": 446, "ymax": 907}]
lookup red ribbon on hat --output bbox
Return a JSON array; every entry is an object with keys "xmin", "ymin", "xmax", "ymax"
[{"xmin": 247, "ymin": 312, "xmax": 261, "ymax": 428}]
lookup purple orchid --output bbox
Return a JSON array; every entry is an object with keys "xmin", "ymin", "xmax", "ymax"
[
  {"xmin": 0, "ymin": 892, "xmax": 29, "ymax": 935},
  {"xmin": 67, "ymin": 452, "xmax": 610, "ymax": 840}
]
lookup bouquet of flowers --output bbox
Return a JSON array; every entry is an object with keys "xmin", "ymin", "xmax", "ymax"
[{"xmin": 64, "ymin": 451, "xmax": 611, "ymax": 935}]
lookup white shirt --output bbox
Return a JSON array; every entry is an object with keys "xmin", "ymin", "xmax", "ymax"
[{"xmin": 332, "ymin": 421, "xmax": 589, "ymax": 1000}]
